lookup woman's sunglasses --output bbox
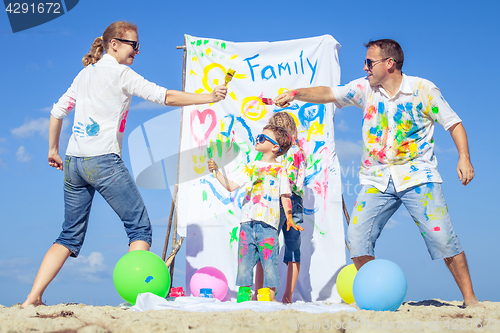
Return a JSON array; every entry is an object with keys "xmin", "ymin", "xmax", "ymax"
[
  {"xmin": 255, "ymin": 134, "xmax": 281, "ymax": 152},
  {"xmin": 113, "ymin": 38, "xmax": 140, "ymax": 52}
]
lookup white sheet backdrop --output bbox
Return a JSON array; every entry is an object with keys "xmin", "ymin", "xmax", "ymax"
[{"xmin": 177, "ymin": 35, "xmax": 346, "ymax": 303}]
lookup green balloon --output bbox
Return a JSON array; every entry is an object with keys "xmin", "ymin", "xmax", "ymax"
[{"xmin": 113, "ymin": 250, "xmax": 170, "ymax": 305}]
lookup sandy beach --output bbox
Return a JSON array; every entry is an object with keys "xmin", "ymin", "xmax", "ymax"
[{"xmin": 1, "ymin": 300, "xmax": 498, "ymax": 333}]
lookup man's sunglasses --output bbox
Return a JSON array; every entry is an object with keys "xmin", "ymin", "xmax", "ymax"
[
  {"xmin": 255, "ymin": 134, "xmax": 281, "ymax": 152},
  {"xmin": 113, "ymin": 38, "xmax": 140, "ymax": 51},
  {"xmin": 364, "ymin": 57, "xmax": 395, "ymax": 70}
]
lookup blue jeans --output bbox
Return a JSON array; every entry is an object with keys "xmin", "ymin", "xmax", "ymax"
[
  {"xmin": 236, "ymin": 221, "xmax": 280, "ymax": 288},
  {"xmin": 347, "ymin": 178, "xmax": 463, "ymax": 260},
  {"xmin": 277, "ymin": 193, "xmax": 303, "ymax": 263},
  {"xmin": 55, "ymin": 154, "xmax": 152, "ymax": 257}
]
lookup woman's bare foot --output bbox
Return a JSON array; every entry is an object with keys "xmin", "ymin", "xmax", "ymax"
[
  {"xmin": 281, "ymin": 294, "xmax": 292, "ymax": 304},
  {"xmin": 463, "ymin": 297, "xmax": 485, "ymax": 308},
  {"xmin": 21, "ymin": 295, "xmax": 45, "ymax": 308}
]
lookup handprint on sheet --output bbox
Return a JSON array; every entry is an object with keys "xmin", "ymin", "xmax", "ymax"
[{"xmin": 74, "ymin": 117, "xmax": 100, "ymax": 137}]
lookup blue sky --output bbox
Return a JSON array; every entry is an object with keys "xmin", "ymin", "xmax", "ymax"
[{"xmin": 1, "ymin": 1, "xmax": 499, "ymax": 306}]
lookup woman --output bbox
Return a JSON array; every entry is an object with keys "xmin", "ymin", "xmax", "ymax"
[{"xmin": 22, "ymin": 21, "xmax": 227, "ymax": 308}]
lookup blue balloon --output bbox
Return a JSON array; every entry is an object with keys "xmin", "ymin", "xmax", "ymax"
[{"xmin": 353, "ymin": 259, "xmax": 407, "ymax": 311}]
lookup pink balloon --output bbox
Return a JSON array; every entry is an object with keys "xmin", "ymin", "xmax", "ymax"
[{"xmin": 190, "ymin": 266, "xmax": 228, "ymax": 301}]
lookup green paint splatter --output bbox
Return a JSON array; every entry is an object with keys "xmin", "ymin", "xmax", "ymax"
[
  {"xmin": 196, "ymin": 40, "xmax": 202, "ymax": 46},
  {"xmin": 430, "ymin": 138, "xmax": 434, "ymax": 143},
  {"xmin": 202, "ymin": 190, "xmax": 207, "ymax": 201},
  {"xmin": 255, "ymin": 152, "xmax": 263, "ymax": 161},
  {"xmin": 431, "ymin": 106, "xmax": 439, "ymax": 114},
  {"xmin": 228, "ymin": 210, "xmax": 234, "ymax": 215},
  {"xmin": 259, "ymin": 243, "xmax": 273, "ymax": 252},
  {"xmin": 229, "ymin": 227, "xmax": 238, "ymax": 244},
  {"xmin": 216, "ymin": 139, "xmax": 223, "ymax": 158},
  {"xmin": 221, "ymin": 42, "xmax": 226, "ymax": 49},
  {"xmin": 204, "ymin": 40, "xmax": 209, "ymax": 45}
]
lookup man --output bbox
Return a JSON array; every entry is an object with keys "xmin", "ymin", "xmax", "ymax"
[{"xmin": 274, "ymin": 39, "xmax": 482, "ymax": 307}]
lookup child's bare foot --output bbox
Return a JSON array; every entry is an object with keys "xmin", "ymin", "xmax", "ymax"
[
  {"xmin": 21, "ymin": 295, "xmax": 45, "ymax": 308},
  {"xmin": 463, "ymin": 297, "xmax": 485, "ymax": 308}
]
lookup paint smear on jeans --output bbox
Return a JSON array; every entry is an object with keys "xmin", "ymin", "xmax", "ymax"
[
  {"xmin": 421, "ymin": 192, "xmax": 434, "ymax": 207},
  {"xmin": 259, "ymin": 238, "xmax": 274, "ymax": 261},
  {"xmin": 365, "ymin": 188, "xmax": 379, "ymax": 194},
  {"xmin": 238, "ymin": 230, "xmax": 248, "ymax": 265}
]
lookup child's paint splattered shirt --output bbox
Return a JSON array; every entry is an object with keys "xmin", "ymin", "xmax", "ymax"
[
  {"xmin": 331, "ymin": 74, "xmax": 462, "ymax": 192},
  {"xmin": 51, "ymin": 54, "xmax": 167, "ymax": 157},
  {"xmin": 282, "ymin": 145, "xmax": 306, "ymax": 197},
  {"xmin": 232, "ymin": 161, "xmax": 291, "ymax": 229}
]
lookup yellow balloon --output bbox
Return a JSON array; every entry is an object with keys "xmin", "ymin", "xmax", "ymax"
[{"xmin": 336, "ymin": 264, "xmax": 357, "ymax": 304}]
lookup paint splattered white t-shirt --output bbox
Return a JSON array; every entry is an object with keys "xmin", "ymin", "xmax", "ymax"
[
  {"xmin": 232, "ymin": 161, "xmax": 291, "ymax": 229},
  {"xmin": 331, "ymin": 74, "xmax": 462, "ymax": 192},
  {"xmin": 51, "ymin": 54, "xmax": 167, "ymax": 157}
]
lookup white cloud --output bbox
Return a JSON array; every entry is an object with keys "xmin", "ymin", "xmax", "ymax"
[
  {"xmin": 0, "ymin": 257, "xmax": 37, "ymax": 284},
  {"xmin": 11, "ymin": 117, "xmax": 50, "ymax": 138},
  {"xmin": 335, "ymin": 119, "xmax": 350, "ymax": 132},
  {"xmin": 130, "ymin": 100, "xmax": 166, "ymax": 111},
  {"xmin": 65, "ymin": 252, "xmax": 109, "ymax": 283},
  {"xmin": 0, "ymin": 138, "xmax": 7, "ymax": 155},
  {"xmin": 385, "ymin": 217, "xmax": 399, "ymax": 229},
  {"xmin": 335, "ymin": 139, "xmax": 362, "ymax": 164},
  {"xmin": 16, "ymin": 146, "xmax": 32, "ymax": 163}
]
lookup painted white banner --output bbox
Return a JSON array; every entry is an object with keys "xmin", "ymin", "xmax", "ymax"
[{"xmin": 178, "ymin": 34, "xmax": 345, "ymax": 302}]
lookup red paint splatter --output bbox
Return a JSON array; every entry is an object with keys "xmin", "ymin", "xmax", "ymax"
[
  {"xmin": 430, "ymin": 226, "xmax": 441, "ymax": 232},
  {"xmin": 365, "ymin": 105, "xmax": 377, "ymax": 120},
  {"xmin": 238, "ymin": 230, "xmax": 248, "ymax": 265},
  {"xmin": 252, "ymin": 194, "xmax": 262, "ymax": 204},
  {"xmin": 119, "ymin": 110, "xmax": 129, "ymax": 133},
  {"xmin": 67, "ymin": 99, "xmax": 75, "ymax": 111}
]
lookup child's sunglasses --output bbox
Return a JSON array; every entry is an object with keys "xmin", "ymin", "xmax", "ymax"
[
  {"xmin": 114, "ymin": 38, "xmax": 140, "ymax": 52},
  {"xmin": 255, "ymin": 134, "xmax": 281, "ymax": 152}
]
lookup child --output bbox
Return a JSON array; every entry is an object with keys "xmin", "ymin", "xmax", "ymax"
[
  {"xmin": 255, "ymin": 111, "xmax": 306, "ymax": 303},
  {"xmin": 207, "ymin": 125, "xmax": 301, "ymax": 301}
]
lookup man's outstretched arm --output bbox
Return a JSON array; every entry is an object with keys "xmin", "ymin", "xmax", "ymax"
[{"xmin": 274, "ymin": 86, "xmax": 337, "ymax": 107}]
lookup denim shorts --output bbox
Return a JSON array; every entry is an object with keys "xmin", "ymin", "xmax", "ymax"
[
  {"xmin": 236, "ymin": 221, "xmax": 280, "ymax": 288},
  {"xmin": 347, "ymin": 178, "xmax": 463, "ymax": 260},
  {"xmin": 55, "ymin": 154, "xmax": 152, "ymax": 257},
  {"xmin": 277, "ymin": 193, "xmax": 303, "ymax": 263}
]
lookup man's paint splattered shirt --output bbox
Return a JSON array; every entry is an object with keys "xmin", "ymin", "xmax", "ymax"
[
  {"xmin": 331, "ymin": 74, "xmax": 462, "ymax": 192},
  {"xmin": 232, "ymin": 161, "xmax": 291, "ymax": 229}
]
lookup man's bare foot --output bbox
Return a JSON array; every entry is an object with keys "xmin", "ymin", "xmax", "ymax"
[
  {"xmin": 463, "ymin": 297, "xmax": 485, "ymax": 308},
  {"xmin": 21, "ymin": 295, "xmax": 45, "ymax": 308},
  {"xmin": 281, "ymin": 294, "xmax": 292, "ymax": 304}
]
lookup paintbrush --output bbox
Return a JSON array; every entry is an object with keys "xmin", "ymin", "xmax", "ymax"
[
  {"xmin": 224, "ymin": 69, "xmax": 236, "ymax": 86},
  {"xmin": 207, "ymin": 146, "xmax": 217, "ymax": 178}
]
